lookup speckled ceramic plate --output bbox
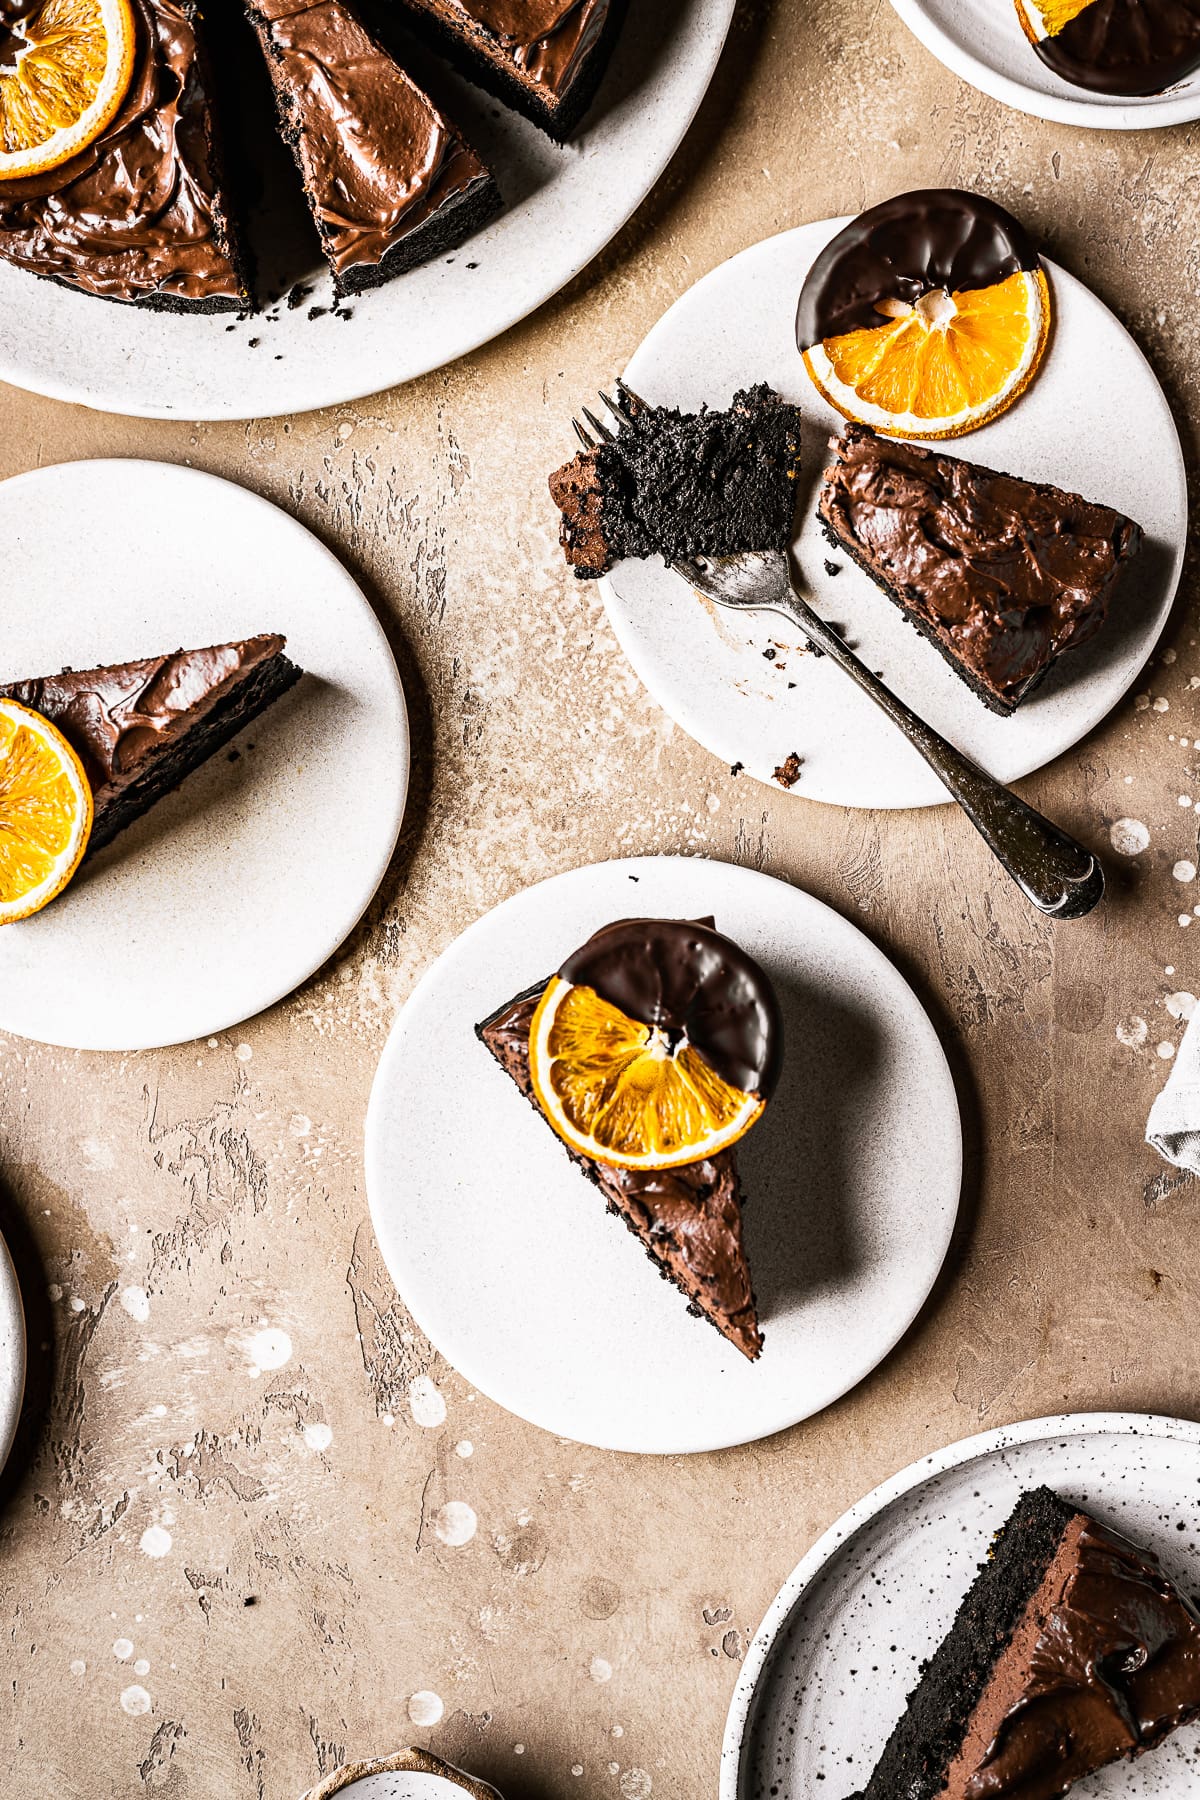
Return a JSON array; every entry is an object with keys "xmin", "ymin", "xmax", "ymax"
[
  {"xmin": 365, "ymin": 856, "xmax": 961, "ymax": 1455},
  {"xmin": 890, "ymin": 0, "xmax": 1200, "ymax": 131},
  {"xmin": 0, "ymin": 0, "xmax": 734, "ymax": 421},
  {"xmin": 303, "ymin": 1748, "xmax": 502, "ymax": 1800},
  {"xmin": 601, "ymin": 219, "xmax": 1185, "ymax": 810},
  {"xmin": 0, "ymin": 460, "xmax": 408, "ymax": 1051},
  {"xmin": 722, "ymin": 1411, "xmax": 1200, "ymax": 1800},
  {"xmin": 0, "ymin": 1227, "xmax": 26, "ymax": 1478}
]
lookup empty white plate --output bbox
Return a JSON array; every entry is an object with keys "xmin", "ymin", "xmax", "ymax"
[
  {"xmin": 723, "ymin": 1411, "xmax": 1200, "ymax": 1798},
  {"xmin": 600, "ymin": 218, "xmax": 1185, "ymax": 810},
  {"xmin": 0, "ymin": 1226, "xmax": 25, "ymax": 1479},
  {"xmin": 365, "ymin": 856, "xmax": 961, "ymax": 1455},
  {"xmin": 890, "ymin": 0, "xmax": 1200, "ymax": 129},
  {"xmin": 0, "ymin": 460, "xmax": 408, "ymax": 1051}
]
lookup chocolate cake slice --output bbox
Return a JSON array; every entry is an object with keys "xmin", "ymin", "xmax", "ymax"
[
  {"xmin": 0, "ymin": 636, "xmax": 301, "ymax": 854},
  {"xmin": 819, "ymin": 424, "xmax": 1143, "ymax": 716},
  {"xmin": 381, "ymin": 0, "xmax": 628, "ymax": 139},
  {"xmin": 477, "ymin": 919, "xmax": 783, "ymax": 1361},
  {"xmin": 549, "ymin": 383, "xmax": 803, "ymax": 579},
  {"xmin": 0, "ymin": 0, "xmax": 252, "ymax": 311},
  {"xmin": 849, "ymin": 1486, "xmax": 1200, "ymax": 1799},
  {"xmin": 244, "ymin": 0, "xmax": 500, "ymax": 297}
]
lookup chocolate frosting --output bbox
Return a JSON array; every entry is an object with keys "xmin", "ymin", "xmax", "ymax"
[
  {"xmin": 247, "ymin": 0, "xmax": 490, "ymax": 275},
  {"xmin": 796, "ymin": 189, "xmax": 1041, "ymax": 347},
  {"xmin": 962, "ymin": 1512, "xmax": 1200, "ymax": 1797},
  {"xmin": 477, "ymin": 983, "xmax": 762, "ymax": 1359},
  {"xmin": 820, "ymin": 425, "xmax": 1142, "ymax": 708},
  {"xmin": 418, "ymin": 0, "xmax": 611, "ymax": 92},
  {"xmin": 1032, "ymin": 0, "xmax": 1200, "ymax": 96},
  {"xmin": 0, "ymin": 0, "xmax": 243, "ymax": 302},
  {"xmin": 559, "ymin": 918, "xmax": 783, "ymax": 1098},
  {"xmin": 0, "ymin": 636, "xmax": 286, "ymax": 799}
]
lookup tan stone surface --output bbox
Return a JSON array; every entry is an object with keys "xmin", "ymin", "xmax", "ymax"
[{"xmin": 2, "ymin": 2, "xmax": 1200, "ymax": 1795}]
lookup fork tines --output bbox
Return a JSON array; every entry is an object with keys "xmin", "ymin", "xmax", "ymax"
[{"xmin": 572, "ymin": 379, "xmax": 652, "ymax": 451}]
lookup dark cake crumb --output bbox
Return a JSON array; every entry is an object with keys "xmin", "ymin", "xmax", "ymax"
[
  {"xmin": 287, "ymin": 282, "xmax": 313, "ymax": 310},
  {"xmin": 773, "ymin": 752, "xmax": 803, "ymax": 789},
  {"xmin": 824, "ymin": 559, "xmax": 842, "ymax": 577}
]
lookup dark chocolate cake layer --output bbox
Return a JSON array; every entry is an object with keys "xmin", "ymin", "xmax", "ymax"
[
  {"xmin": 849, "ymin": 1486, "xmax": 1200, "ymax": 1800},
  {"xmin": 1031, "ymin": 0, "xmax": 1200, "ymax": 97},
  {"xmin": 381, "ymin": 0, "xmax": 627, "ymax": 138},
  {"xmin": 0, "ymin": 0, "xmax": 251, "ymax": 310},
  {"xmin": 819, "ymin": 424, "xmax": 1143, "ymax": 716},
  {"xmin": 1, "ymin": 636, "xmax": 301, "ymax": 853},
  {"xmin": 549, "ymin": 383, "xmax": 803, "ymax": 579},
  {"xmin": 245, "ymin": 0, "xmax": 500, "ymax": 297},
  {"xmin": 477, "ymin": 981, "xmax": 763, "ymax": 1361}
]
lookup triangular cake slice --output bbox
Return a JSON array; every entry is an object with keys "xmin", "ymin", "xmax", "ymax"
[
  {"xmin": 819, "ymin": 423, "xmax": 1143, "ymax": 716},
  {"xmin": 477, "ymin": 982, "xmax": 762, "ymax": 1359},
  {"xmin": 0, "ymin": 637, "xmax": 301, "ymax": 854},
  {"xmin": 380, "ymin": 0, "xmax": 629, "ymax": 140},
  {"xmin": 849, "ymin": 1486, "xmax": 1200, "ymax": 1800},
  {"xmin": 0, "ymin": 0, "xmax": 251, "ymax": 310},
  {"xmin": 244, "ymin": 0, "xmax": 500, "ymax": 297}
]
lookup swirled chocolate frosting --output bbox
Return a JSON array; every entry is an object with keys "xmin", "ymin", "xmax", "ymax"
[
  {"xmin": 414, "ymin": 0, "xmax": 612, "ymax": 92},
  {"xmin": 247, "ymin": 0, "xmax": 491, "ymax": 276},
  {"xmin": 796, "ymin": 189, "xmax": 1041, "ymax": 348},
  {"xmin": 1031, "ymin": 0, "xmax": 1200, "ymax": 97},
  {"xmin": 559, "ymin": 917, "xmax": 783, "ymax": 1098},
  {"xmin": 0, "ymin": 0, "xmax": 245, "ymax": 304},
  {"xmin": 0, "ymin": 637, "xmax": 287, "ymax": 798}
]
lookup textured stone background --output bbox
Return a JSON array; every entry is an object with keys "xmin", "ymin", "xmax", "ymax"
[{"xmin": 2, "ymin": 2, "xmax": 1200, "ymax": 1795}]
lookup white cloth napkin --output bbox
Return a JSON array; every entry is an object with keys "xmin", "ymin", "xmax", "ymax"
[{"xmin": 1147, "ymin": 1005, "xmax": 1200, "ymax": 1174}]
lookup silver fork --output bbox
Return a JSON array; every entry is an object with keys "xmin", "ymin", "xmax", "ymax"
[{"xmin": 574, "ymin": 383, "xmax": 1104, "ymax": 921}]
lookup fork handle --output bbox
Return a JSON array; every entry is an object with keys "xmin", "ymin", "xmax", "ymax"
[{"xmin": 773, "ymin": 581, "xmax": 1104, "ymax": 920}]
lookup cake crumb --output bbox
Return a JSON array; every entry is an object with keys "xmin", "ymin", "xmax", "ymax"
[
  {"xmin": 729, "ymin": 761, "xmax": 744, "ymax": 777},
  {"xmin": 773, "ymin": 752, "xmax": 803, "ymax": 788},
  {"xmin": 287, "ymin": 282, "xmax": 313, "ymax": 310},
  {"xmin": 308, "ymin": 306, "xmax": 328, "ymax": 321},
  {"xmin": 824, "ymin": 560, "xmax": 842, "ymax": 577}
]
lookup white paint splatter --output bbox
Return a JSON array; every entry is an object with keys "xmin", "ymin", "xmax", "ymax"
[
  {"xmin": 113, "ymin": 1639, "xmax": 134, "ymax": 1661},
  {"xmin": 235, "ymin": 1043, "xmax": 253, "ymax": 1062},
  {"xmin": 1174, "ymin": 861, "xmax": 1197, "ymax": 883},
  {"xmin": 433, "ymin": 1501, "xmax": 477, "ymax": 1547},
  {"xmin": 571, "ymin": 1766, "xmax": 584, "ymax": 1778},
  {"xmin": 455, "ymin": 1440, "xmax": 474, "ymax": 1459},
  {"xmin": 1167, "ymin": 992, "xmax": 1198, "ymax": 1021},
  {"xmin": 1181, "ymin": 795, "xmax": 1194, "ymax": 808},
  {"xmin": 408, "ymin": 1375, "xmax": 446, "ymax": 1428},
  {"xmin": 1116, "ymin": 1017, "xmax": 1148, "ymax": 1049},
  {"xmin": 590, "ymin": 1656, "xmax": 613, "ymax": 1683},
  {"xmin": 1158, "ymin": 1041, "xmax": 1177, "ymax": 1059},
  {"xmin": 133, "ymin": 1659, "xmax": 150, "ymax": 1677},
  {"xmin": 120, "ymin": 1686, "xmax": 151, "ymax": 1717},
  {"xmin": 235, "ymin": 1327, "xmax": 292, "ymax": 1376},
  {"xmin": 620, "ymin": 1771, "xmax": 652, "ymax": 1799},
  {"xmin": 140, "ymin": 1526, "xmax": 172, "ymax": 1559},
  {"xmin": 407, "ymin": 1690, "xmax": 444, "ymax": 1727},
  {"xmin": 1182, "ymin": 915, "xmax": 1194, "ymax": 928},
  {"xmin": 1110, "ymin": 818, "xmax": 1150, "ymax": 856},
  {"xmin": 513, "ymin": 1745, "xmax": 525, "ymax": 1756},
  {"xmin": 120, "ymin": 1287, "xmax": 150, "ymax": 1323},
  {"xmin": 303, "ymin": 1422, "xmax": 332, "ymax": 1452},
  {"xmin": 1154, "ymin": 696, "xmax": 1170, "ymax": 712}
]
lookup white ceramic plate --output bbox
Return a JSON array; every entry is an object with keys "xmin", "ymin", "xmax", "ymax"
[
  {"xmin": 0, "ymin": 460, "xmax": 408, "ymax": 1051},
  {"xmin": 722, "ymin": 1411, "xmax": 1200, "ymax": 1799},
  {"xmin": 601, "ymin": 220, "xmax": 1185, "ymax": 810},
  {"xmin": 364, "ymin": 856, "xmax": 961, "ymax": 1455},
  {"xmin": 0, "ymin": 0, "xmax": 734, "ymax": 421},
  {"xmin": 0, "ymin": 1228, "xmax": 26, "ymax": 1478},
  {"xmin": 890, "ymin": 0, "xmax": 1200, "ymax": 130}
]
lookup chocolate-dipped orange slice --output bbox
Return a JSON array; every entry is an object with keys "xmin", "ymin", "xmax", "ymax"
[
  {"xmin": 1014, "ymin": 0, "xmax": 1200, "ymax": 97},
  {"xmin": 796, "ymin": 189, "xmax": 1050, "ymax": 440}
]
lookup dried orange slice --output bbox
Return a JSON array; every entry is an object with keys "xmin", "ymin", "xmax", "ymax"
[
  {"xmin": 803, "ymin": 268, "xmax": 1051, "ymax": 441},
  {"xmin": 528, "ymin": 975, "xmax": 764, "ymax": 1171},
  {"xmin": 0, "ymin": 698, "xmax": 92, "ymax": 924},
  {"xmin": 0, "ymin": 0, "xmax": 137, "ymax": 182},
  {"xmin": 1014, "ymin": 0, "xmax": 1095, "ymax": 42}
]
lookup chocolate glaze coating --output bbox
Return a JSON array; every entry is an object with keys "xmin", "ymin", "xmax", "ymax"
[
  {"xmin": 245, "ymin": 0, "xmax": 494, "ymax": 282},
  {"xmin": 0, "ymin": 0, "xmax": 247, "ymax": 305},
  {"xmin": 1032, "ymin": 0, "xmax": 1200, "ymax": 97},
  {"xmin": 796, "ymin": 189, "xmax": 1040, "ymax": 347},
  {"xmin": 819, "ymin": 425, "xmax": 1142, "ymax": 715},
  {"xmin": 405, "ymin": 0, "xmax": 612, "ymax": 93},
  {"xmin": 559, "ymin": 918, "xmax": 783, "ymax": 1099}
]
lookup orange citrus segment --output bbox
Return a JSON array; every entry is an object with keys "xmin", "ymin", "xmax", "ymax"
[
  {"xmin": 1014, "ymin": 0, "xmax": 1095, "ymax": 43},
  {"xmin": 0, "ymin": 0, "xmax": 137, "ymax": 181},
  {"xmin": 803, "ymin": 270, "xmax": 1050, "ymax": 440},
  {"xmin": 527, "ymin": 975, "xmax": 765, "ymax": 1171},
  {"xmin": 0, "ymin": 698, "xmax": 92, "ymax": 924}
]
